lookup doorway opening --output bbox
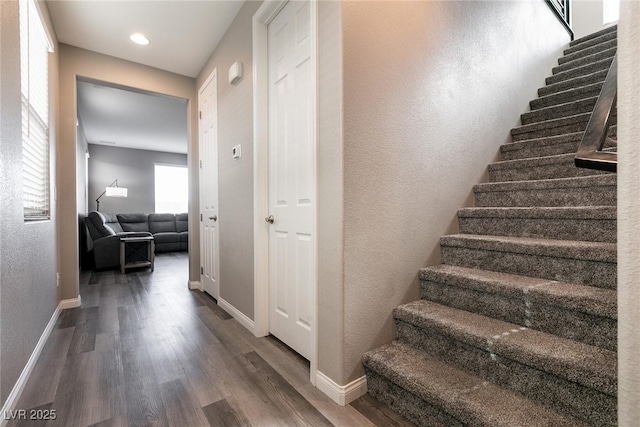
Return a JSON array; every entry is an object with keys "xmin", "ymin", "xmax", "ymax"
[{"xmin": 76, "ymin": 77, "xmax": 191, "ymax": 282}]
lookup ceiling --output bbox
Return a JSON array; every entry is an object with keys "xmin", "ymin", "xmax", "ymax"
[
  {"xmin": 46, "ymin": 1, "xmax": 245, "ymax": 154},
  {"xmin": 77, "ymin": 80, "xmax": 188, "ymax": 154},
  {"xmin": 46, "ymin": 0, "xmax": 245, "ymax": 78}
]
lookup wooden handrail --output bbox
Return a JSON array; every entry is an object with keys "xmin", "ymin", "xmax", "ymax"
[{"xmin": 575, "ymin": 53, "xmax": 617, "ymax": 173}]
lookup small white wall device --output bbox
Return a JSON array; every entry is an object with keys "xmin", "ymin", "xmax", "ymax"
[
  {"xmin": 232, "ymin": 144, "xmax": 242, "ymax": 159},
  {"xmin": 229, "ymin": 61, "xmax": 243, "ymax": 85}
]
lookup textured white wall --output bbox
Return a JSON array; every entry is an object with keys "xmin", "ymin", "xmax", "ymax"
[
  {"xmin": 196, "ymin": 1, "xmax": 261, "ymax": 319},
  {"xmin": 0, "ymin": 0, "xmax": 59, "ymax": 405},
  {"xmin": 341, "ymin": 0, "xmax": 570, "ymax": 382},
  {"xmin": 617, "ymin": 2, "xmax": 640, "ymax": 425}
]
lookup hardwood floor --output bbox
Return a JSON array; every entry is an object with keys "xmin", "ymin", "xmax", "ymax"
[{"xmin": 10, "ymin": 252, "xmax": 413, "ymax": 427}]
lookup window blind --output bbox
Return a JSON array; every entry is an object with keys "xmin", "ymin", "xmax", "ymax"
[{"xmin": 20, "ymin": 0, "xmax": 51, "ymax": 220}]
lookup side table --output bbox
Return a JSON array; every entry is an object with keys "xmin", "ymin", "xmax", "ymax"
[{"xmin": 120, "ymin": 236, "xmax": 155, "ymax": 274}]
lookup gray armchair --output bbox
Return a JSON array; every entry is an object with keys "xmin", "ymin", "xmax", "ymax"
[{"xmin": 84, "ymin": 211, "xmax": 152, "ymax": 270}]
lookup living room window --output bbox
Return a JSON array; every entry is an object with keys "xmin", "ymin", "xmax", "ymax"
[
  {"xmin": 154, "ymin": 164, "xmax": 188, "ymax": 213},
  {"xmin": 20, "ymin": 0, "xmax": 53, "ymax": 220}
]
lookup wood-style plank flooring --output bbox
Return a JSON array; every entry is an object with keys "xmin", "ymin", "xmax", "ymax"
[{"xmin": 10, "ymin": 252, "xmax": 414, "ymax": 427}]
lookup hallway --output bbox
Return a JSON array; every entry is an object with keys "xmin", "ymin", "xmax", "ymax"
[{"xmin": 9, "ymin": 253, "xmax": 411, "ymax": 427}]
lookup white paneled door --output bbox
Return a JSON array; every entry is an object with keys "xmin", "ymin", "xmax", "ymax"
[
  {"xmin": 267, "ymin": 0, "xmax": 315, "ymax": 361},
  {"xmin": 199, "ymin": 70, "xmax": 219, "ymax": 298}
]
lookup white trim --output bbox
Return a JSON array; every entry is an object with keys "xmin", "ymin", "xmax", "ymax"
[
  {"xmin": 252, "ymin": 0, "xmax": 319, "ymax": 386},
  {"xmin": 252, "ymin": 0, "xmax": 278, "ymax": 339},
  {"xmin": 315, "ymin": 372, "xmax": 368, "ymax": 406},
  {"xmin": 0, "ymin": 303, "xmax": 61, "ymax": 427},
  {"xmin": 218, "ymin": 297, "xmax": 255, "ymax": 333},
  {"xmin": 188, "ymin": 280, "xmax": 202, "ymax": 291},
  {"xmin": 59, "ymin": 295, "xmax": 81, "ymax": 309}
]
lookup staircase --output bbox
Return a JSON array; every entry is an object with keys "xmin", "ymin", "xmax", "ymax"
[{"xmin": 362, "ymin": 26, "xmax": 618, "ymax": 427}]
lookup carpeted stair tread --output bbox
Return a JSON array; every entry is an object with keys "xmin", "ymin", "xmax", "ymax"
[
  {"xmin": 539, "ymin": 70, "xmax": 607, "ymax": 97},
  {"xmin": 558, "ymin": 38, "xmax": 616, "ymax": 65},
  {"xmin": 394, "ymin": 300, "xmax": 617, "ymax": 396},
  {"xmin": 501, "ymin": 127, "xmax": 616, "ymax": 161},
  {"xmin": 456, "ymin": 206, "xmax": 616, "ymax": 242},
  {"xmin": 500, "ymin": 132, "xmax": 584, "ymax": 160},
  {"xmin": 564, "ymin": 30, "xmax": 617, "ymax": 56},
  {"xmin": 569, "ymin": 24, "xmax": 617, "ymax": 48},
  {"xmin": 362, "ymin": 342, "xmax": 587, "ymax": 427},
  {"xmin": 440, "ymin": 234, "xmax": 616, "ymax": 288},
  {"xmin": 546, "ymin": 56, "xmax": 614, "ymax": 86},
  {"xmin": 551, "ymin": 47, "xmax": 616, "ymax": 76},
  {"xmin": 419, "ymin": 264, "xmax": 616, "ymax": 320},
  {"xmin": 473, "ymin": 174, "xmax": 617, "ymax": 207},
  {"xmin": 522, "ymin": 96, "xmax": 598, "ymax": 125},
  {"xmin": 512, "ymin": 112, "xmax": 607, "ymax": 141},
  {"xmin": 487, "ymin": 151, "xmax": 610, "ymax": 182},
  {"xmin": 530, "ymin": 83, "xmax": 603, "ymax": 111},
  {"xmin": 440, "ymin": 234, "xmax": 616, "ymax": 264}
]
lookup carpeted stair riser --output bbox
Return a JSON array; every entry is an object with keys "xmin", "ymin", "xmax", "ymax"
[
  {"xmin": 500, "ymin": 127, "xmax": 617, "ymax": 161},
  {"xmin": 393, "ymin": 303, "xmax": 616, "ymax": 395},
  {"xmin": 457, "ymin": 207, "xmax": 616, "ymax": 242},
  {"xmin": 539, "ymin": 71, "xmax": 607, "ymax": 97},
  {"xmin": 546, "ymin": 56, "xmax": 614, "ymax": 86},
  {"xmin": 551, "ymin": 47, "xmax": 616, "ymax": 76},
  {"xmin": 363, "ymin": 344, "xmax": 587, "ymax": 427},
  {"xmin": 569, "ymin": 25, "xmax": 617, "ymax": 48},
  {"xmin": 558, "ymin": 38, "xmax": 617, "ymax": 65},
  {"xmin": 488, "ymin": 153, "xmax": 611, "ymax": 182},
  {"xmin": 473, "ymin": 175, "xmax": 617, "ymax": 208},
  {"xmin": 521, "ymin": 97, "xmax": 597, "ymax": 125},
  {"xmin": 511, "ymin": 113, "xmax": 591, "ymax": 142},
  {"xmin": 364, "ymin": 370, "xmax": 461, "ymax": 427},
  {"xmin": 564, "ymin": 30, "xmax": 617, "ymax": 56},
  {"xmin": 512, "ymin": 111, "xmax": 616, "ymax": 142},
  {"xmin": 439, "ymin": 234, "xmax": 616, "ymax": 288},
  {"xmin": 393, "ymin": 318, "xmax": 615, "ymax": 426},
  {"xmin": 419, "ymin": 271, "xmax": 616, "ymax": 351},
  {"xmin": 530, "ymin": 83, "xmax": 604, "ymax": 110}
]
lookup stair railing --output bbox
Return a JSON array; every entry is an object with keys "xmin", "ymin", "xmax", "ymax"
[{"xmin": 575, "ymin": 53, "xmax": 618, "ymax": 172}]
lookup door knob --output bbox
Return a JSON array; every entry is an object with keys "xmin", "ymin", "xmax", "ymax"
[
  {"xmin": 265, "ymin": 215, "xmax": 274, "ymax": 224},
  {"xmin": 209, "ymin": 215, "xmax": 217, "ymax": 221}
]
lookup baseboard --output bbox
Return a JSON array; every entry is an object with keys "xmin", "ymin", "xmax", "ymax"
[
  {"xmin": 218, "ymin": 297, "xmax": 255, "ymax": 334},
  {"xmin": 315, "ymin": 371, "xmax": 368, "ymax": 406},
  {"xmin": 59, "ymin": 295, "xmax": 81, "ymax": 309},
  {"xmin": 0, "ymin": 303, "xmax": 62, "ymax": 426},
  {"xmin": 188, "ymin": 280, "xmax": 202, "ymax": 291}
]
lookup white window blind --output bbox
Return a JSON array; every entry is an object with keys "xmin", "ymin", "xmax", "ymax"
[{"xmin": 20, "ymin": 0, "xmax": 52, "ymax": 220}]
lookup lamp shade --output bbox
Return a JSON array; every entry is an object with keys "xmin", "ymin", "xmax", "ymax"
[{"xmin": 106, "ymin": 186, "xmax": 128, "ymax": 198}]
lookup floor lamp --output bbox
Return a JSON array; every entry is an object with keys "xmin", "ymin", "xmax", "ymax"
[{"xmin": 96, "ymin": 179, "xmax": 128, "ymax": 211}]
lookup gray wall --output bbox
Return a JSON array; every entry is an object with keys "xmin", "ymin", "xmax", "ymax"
[
  {"xmin": 196, "ymin": 1, "xmax": 261, "ymax": 319},
  {"xmin": 572, "ymin": 0, "xmax": 614, "ymax": 39},
  {"xmin": 0, "ymin": 0, "xmax": 59, "ymax": 406},
  {"xmin": 339, "ymin": 0, "xmax": 571, "ymax": 383},
  {"xmin": 87, "ymin": 144, "xmax": 187, "ymax": 214}
]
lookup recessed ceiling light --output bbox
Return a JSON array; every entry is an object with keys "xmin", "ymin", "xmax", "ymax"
[{"xmin": 130, "ymin": 33, "xmax": 150, "ymax": 46}]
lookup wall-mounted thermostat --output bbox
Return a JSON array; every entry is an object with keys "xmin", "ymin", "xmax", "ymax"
[
  {"xmin": 232, "ymin": 144, "xmax": 242, "ymax": 159},
  {"xmin": 229, "ymin": 62, "xmax": 243, "ymax": 85}
]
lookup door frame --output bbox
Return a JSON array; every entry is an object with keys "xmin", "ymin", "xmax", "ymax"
[
  {"xmin": 252, "ymin": 0, "xmax": 319, "ymax": 384},
  {"xmin": 198, "ymin": 68, "xmax": 219, "ymax": 297}
]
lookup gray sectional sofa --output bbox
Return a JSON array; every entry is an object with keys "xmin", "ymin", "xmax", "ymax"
[{"xmin": 85, "ymin": 211, "xmax": 188, "ymax": 270}]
